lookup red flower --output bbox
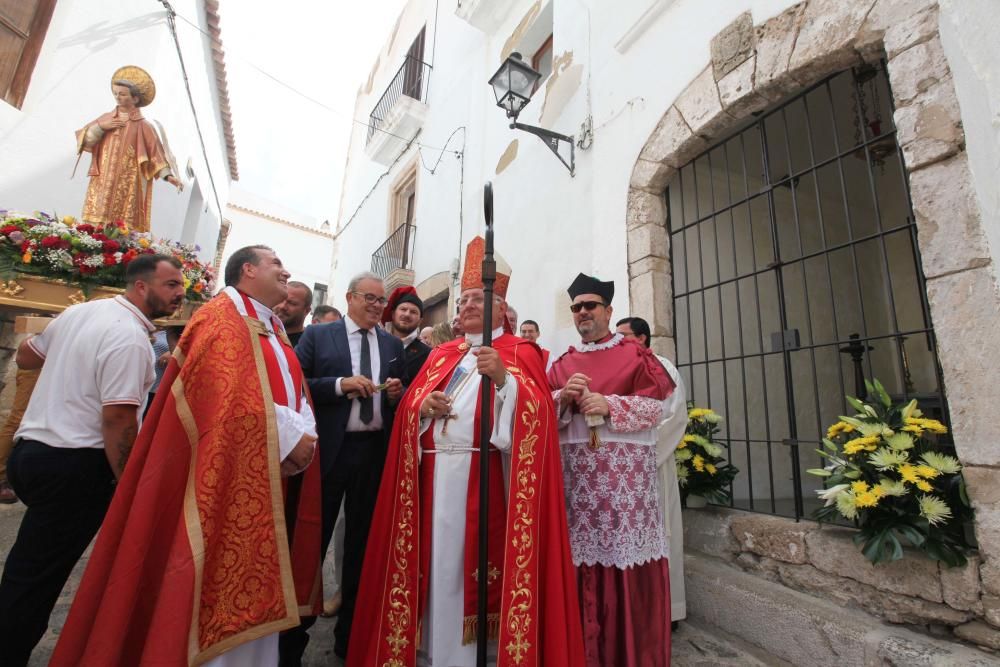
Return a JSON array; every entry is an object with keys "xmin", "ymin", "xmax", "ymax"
[
  {"xmin": 1, "ymin": 225, "xmax": 21, "ymax": 235},
  {"xmin": 41, "ymin": 237, "xmax": 70, "ymax": 250},
  {"xmin": 92, "ymin": 233, "xmax": 108, "ymax": 242},
  {"xmin": 102, "ymin": 239, "xmax": 120, "ymax": 253},
  {"xmin": 20, "ymin": 240, "xmax": 33, "ymax": 253},
  {"xmin": 103, "ymin": 253, "xmax": 117, "ymax": 266},
  {"xmin": 75, "ymin": 223, "xmax": 95, "ymax": 235},
  {"xmin": 121, "ymin": 249, "xmax": 138, "ymax": 264}
]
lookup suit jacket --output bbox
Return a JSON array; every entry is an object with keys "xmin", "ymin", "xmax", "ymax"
[
  {"xmin": 295, "ymin": 319, "xmax": 405, "ymax": 474},
  {"xmin": 402, "ymin": 338, "xmax": 431, "ymax": 386}
]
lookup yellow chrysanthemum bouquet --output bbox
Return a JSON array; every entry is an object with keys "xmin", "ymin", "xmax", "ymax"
[
  {"xmin": 808, "ymin": 379, "xmax": 972, "ymax": 566},
  {"xmin": 677, "ymin": 405, "xmax": 739, "ymax": 506}
]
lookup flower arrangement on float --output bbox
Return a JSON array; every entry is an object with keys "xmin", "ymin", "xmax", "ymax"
[
  {"xmin": 676, "ymin": 405, "xmax": 739, "ymax": 507},
  {"xmin": 0, "ymin": 210, "xmax": 214, "ymax": 301},
  {"xmin": 808, "ymin": 378, "xmax": 973, "ymax": 566}
]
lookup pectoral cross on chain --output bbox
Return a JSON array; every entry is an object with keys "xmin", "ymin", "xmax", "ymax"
[{"xmin": 440, "ymin": 411, "xmax": 459, "ymax": 435}]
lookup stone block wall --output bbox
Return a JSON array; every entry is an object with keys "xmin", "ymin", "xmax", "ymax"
[
  {"xmin": 686, "ymin": 506, "xmax": 1000, "ymax": 652},
  {"xmin": 627, "ymin": 0, "xmax": 1000, "ymax": 635}
]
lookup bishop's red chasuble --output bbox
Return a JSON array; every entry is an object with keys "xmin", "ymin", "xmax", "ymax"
[
  {"xmin": 348, "ymin": 333, "xmax": 585, "ymax": 667},
  {"xmin": 49, "ymin": 292, "xmax": 323, "ymax": 666}
]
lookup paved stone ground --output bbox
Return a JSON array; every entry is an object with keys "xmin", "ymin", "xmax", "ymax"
[{"xmin": 0, "ymin": 500, "xmax": 782, "ymax": 666}]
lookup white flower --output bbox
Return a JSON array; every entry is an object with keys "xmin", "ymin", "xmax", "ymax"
[
  {"xmin": 83, "ymin": 254, "xmax": 105, "ymax": 268},
  {"xmin": 816, "ymin": 483, "xmax": 850, "ymax": 507}
]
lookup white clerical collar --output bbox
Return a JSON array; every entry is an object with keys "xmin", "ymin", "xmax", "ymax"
[
  {"xmin": 223, "ymin": 286, "xmax": 280, "ymax": 331},
  {"xmin": 465, "ymin": 326, "xmax": 504, "ymax": 347},
  {"xmin": 575, "ymin": 332, "xmax": 624, "ymax": 353},
  {"xmin": 402, "ymin": 328, "xmax": 420, "ymax": 348}
]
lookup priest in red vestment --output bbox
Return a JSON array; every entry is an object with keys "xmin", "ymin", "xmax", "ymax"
[
  {"xmin": 348, "ymin": 237, "xmax": 585, "ymax": 667},
  {"xmin": 548, "ymin": 273, "xmax": 675, "ymax": 667},
  {"xmin": 50, "ymin": 245, "xmax": 323, "ymax": 667}
]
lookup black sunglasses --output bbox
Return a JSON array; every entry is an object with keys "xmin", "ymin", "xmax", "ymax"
[{"xmin": 570, "ymin": 300, "xmax": 606, "ymax": 313}]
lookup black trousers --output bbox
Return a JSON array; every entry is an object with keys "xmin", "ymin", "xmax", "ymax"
[
  {"xmin": 0, "ymin": 440, "xmax": 115, "ymax": 667},
  {"xmin": 279, "ymin": 430, "xmax": 386, "ymax": 665}
]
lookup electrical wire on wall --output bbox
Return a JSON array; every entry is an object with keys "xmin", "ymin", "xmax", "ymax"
[
  {"xmin": 167, "ymin": 7, "xmax": 463, "ymax": 158},
  {"xmin": 157, "ymin": 0, "xmax": 224, "ymax": 225}
]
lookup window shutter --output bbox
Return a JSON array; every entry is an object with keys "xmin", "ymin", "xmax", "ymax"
[{"xmin": 1, "ymin": 0, "xmax": 57, "ymax": 108}]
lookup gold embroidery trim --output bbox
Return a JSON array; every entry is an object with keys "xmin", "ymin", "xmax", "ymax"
[
  {"xmin": 504, "ymin": 366, "xmax": 541, "ymax": 665},
  {"xmin": 381, "ymin": 359, "xmax": 446, "ymax": 664}
]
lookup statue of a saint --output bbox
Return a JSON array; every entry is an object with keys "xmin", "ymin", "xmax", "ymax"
[{"xmin": 75, "ymin": 66, "xmax": 183, "ymax": 233}]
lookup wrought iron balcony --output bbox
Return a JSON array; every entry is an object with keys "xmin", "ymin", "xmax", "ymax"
[
  {"xmin": 371, "ymin": 223, "xmax": 416, "ymax": 279},
  {"xmin": 366, "ymin": 56, "xmax": 431, "ymax": 146}
]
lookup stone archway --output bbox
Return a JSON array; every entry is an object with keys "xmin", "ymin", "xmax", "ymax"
[{"xmin": 625, "ymin": 0, "xmax": 1000, "ymax": 627}]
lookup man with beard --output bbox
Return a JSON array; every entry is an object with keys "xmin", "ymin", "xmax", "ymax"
[
  {"xmin": 50, "ymin": 245, "xmax": 322, "ymax": 667},
  {"xmin": 548, "ymin": 274, "xmax": 675, "ymax": 667},
  {"xmin": 276, "ymin": 280, "xmax": 313, "ymax": 346},
  {"xmin": 0, "ymin": 254, "xmax": 185, "ymax": 666},
  {"xmin": 382, "ymin": 286, "xmax": 431, "ymax": 384},
  {"xmin": 349, "ymin": 237, "xmax": 584, "ymax": 667}
]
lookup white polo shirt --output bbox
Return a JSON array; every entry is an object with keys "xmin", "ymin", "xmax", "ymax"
[{"xmin": 15, "ymin": 295, "xmax": 156, "ymax": 449}]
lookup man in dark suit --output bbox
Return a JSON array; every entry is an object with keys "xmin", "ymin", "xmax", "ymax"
[
  {"xmin": 382, "ymin": 285, "xmax": 431, "ymax": 385},
  {"xmin": 281, "ymin": 271, "xmax": 405, "ymax": 664}
]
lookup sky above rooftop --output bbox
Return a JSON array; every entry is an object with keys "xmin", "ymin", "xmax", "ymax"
[{"xmin": 219, "ymin": 1, "xmax": 408, "ymax": 222}]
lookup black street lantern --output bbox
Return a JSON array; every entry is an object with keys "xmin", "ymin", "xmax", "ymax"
[
  {"xmin": 488, "ymin": 52, "xmax": 541, "ymax": 120},
  {"xmin": 488, "ymin": 52, "xmax": 575, "ymax": 175}
]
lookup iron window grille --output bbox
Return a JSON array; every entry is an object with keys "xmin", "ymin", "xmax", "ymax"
[{"xmin": 665, "ymin": 62, "xmax": 952, "ymax": 520}]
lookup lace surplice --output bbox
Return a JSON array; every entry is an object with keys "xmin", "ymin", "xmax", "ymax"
[{"xmin": 559, "ymin": 394, "xmax": 669, "ymax": 569}]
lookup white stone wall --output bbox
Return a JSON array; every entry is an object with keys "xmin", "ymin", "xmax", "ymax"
[
  {"xmin": 938, "ymin": 0, "xmax": 1000, "ymax": 283},
  {"xmin": 223, "ymin": 191, "xmax": 335, "ymax": 308},
  {"xmin": 332, "ymin": 0, "xmax": 811, "ymax": 358},
  {"xmin": 0, "ymin": 0, "xmax": 232, "ymax": 262}
]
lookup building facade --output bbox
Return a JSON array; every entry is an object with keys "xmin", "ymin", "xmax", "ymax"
[
  {"xmin": 224, "ymin": 188, "xmax": 335, "ymax": 309},
  {"xmin": 0, "ymin": 0, "xmax": 237, "ymax": 261},
  {"xmin": 332, "ymin": 0, "xmax": 1000, "ymax": 659}
]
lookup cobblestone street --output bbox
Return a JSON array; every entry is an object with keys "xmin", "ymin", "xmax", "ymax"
[{"xmin": 0, "ymin": 499, "xmax": 782, "ymax": 666}]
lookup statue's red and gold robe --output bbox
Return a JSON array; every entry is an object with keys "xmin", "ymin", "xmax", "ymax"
[
  {"xmin": 348, "ymin": 333, "xmax": 585, "ymax": 667},
  {"xmin": 49, "ymin": 293, "xmax": 323, "ymax": 666},
  {"xmin": 76, "ymin": 108, "xmax": 172, "ymax": 232}
]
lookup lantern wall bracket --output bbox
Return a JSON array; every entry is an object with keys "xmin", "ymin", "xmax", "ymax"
[{"xmin": 510, "ymin": 121, "xmax": 575, "ymax": 176}]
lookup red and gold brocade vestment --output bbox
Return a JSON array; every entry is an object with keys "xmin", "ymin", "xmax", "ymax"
[
  {"xmin": 348, "ymin": 331, "xmax": 585, "ymax": 667},
  {"xmin": 50, "ymin": 289, "xmax": 322, "ymax": 666}
]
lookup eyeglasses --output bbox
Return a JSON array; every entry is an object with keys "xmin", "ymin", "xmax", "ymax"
[
  {"xmin": 569, "ymin": 300, "xmax": 606, "ymax": 313},
  {"xmin": 351, "ymin": 291, "xmax": 388, "ymax": 306},
  {"xmin": 457, "ymin": 294, "xmax": 503, "ymax": 308}
]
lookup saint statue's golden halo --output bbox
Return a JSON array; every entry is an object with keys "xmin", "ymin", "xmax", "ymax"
[{"xmin": 111, "ymin": 65, "xmax": 156, "ymax": 107}]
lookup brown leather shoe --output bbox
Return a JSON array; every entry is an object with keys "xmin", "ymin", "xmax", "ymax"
[
  {"xmin": 0, "ymin": 480, "xmax": 17, "ymax": 504},
  {"xmin": 320, "ymin": 590, "xmax": 342, "ymax": 618}
]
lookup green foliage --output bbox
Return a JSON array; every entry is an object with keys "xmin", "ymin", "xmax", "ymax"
[
  {"xmin": 808, "ymin": 379, "xmax": 973, "ymax": 566},
  {"xmin": 678, "ymin": 405, "xmax": 739, "ymax": 506}
]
